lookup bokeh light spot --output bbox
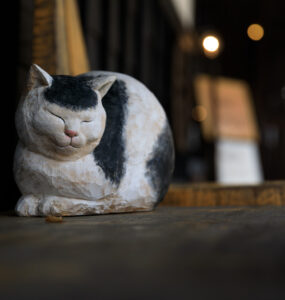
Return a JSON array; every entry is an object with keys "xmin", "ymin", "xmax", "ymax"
[
  {"xmin": 202, "ymin": 36, "xmax": 220, "ymax": 53},
  {"xmin": 247, "ymin": 24, "xmax": 264, "ymax": 41}
]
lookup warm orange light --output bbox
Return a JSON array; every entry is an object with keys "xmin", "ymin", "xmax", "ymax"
[
  {"xmin": 202, "ymin": 35, "xmax": 220, "ymax": 53},
  {"xmin": 192, "ymin": 105, "xmax": 207, "ymax": 122},
  {"xmin": 247, "ymin": 24, "xmax": 264, "ymax": 41}
]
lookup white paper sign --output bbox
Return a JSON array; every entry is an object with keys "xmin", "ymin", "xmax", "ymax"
[{"xmin": 216, "ymin": 139, "xmax": 263, "ymax": 184}]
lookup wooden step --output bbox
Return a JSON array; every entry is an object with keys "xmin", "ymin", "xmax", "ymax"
[{"xmin": 161, "ymin": 181, "xmax": 285, "ymax": 207}]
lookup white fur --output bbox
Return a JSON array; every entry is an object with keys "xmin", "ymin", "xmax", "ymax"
[{"xmin": 14, "ymin": 67, "xmax": 167, "ymax": 216}]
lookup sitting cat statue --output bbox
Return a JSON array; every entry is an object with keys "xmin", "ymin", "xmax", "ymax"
[{"xmin": 14, "ymin": 64, "xmax": 174, "ymax": 216}]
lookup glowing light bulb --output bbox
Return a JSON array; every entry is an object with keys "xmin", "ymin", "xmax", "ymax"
[
  {"xmin": 247, "ymin": 24, "xmax": 264, "ymax": 41},
  {"xmin": 202, "ymin": 36, "xmax": 220, "ymax": 53}
]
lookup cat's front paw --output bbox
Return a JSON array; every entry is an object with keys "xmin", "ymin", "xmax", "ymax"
[
  {"xmin": 15, "ymin": 195, "xmax": 40, "ymax": 216},
  {"xmin": 38, "ymin": 196, "xmax": 69, "ymax": 216}
]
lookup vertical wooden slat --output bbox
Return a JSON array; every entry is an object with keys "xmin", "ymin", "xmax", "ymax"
[
  {"xmin": 171, "ymin": 42, "xmax": 188, "ymax": 152},
  {"xmin": 32, "ymin": 0, "xmax": 90, "ymax": 75},
  {"xmin": 140, "ymin": 0, "xmax": 152, "ymax": 86},
  {"xmin": 18, "ymin": 0, "xmax": 34, "ymax": 97},
  {"xmin": 106, "ymin": 0, "xmax": 120, "ymax": 71},
  {"xmin": 32, "ymin": 0, "xmax": 56, "ymax": 74},
  {"xmin": 64, "ymin": 0, "xmax": 90, "ymax": 75},
  {"xmin": 155, "ymin": 8, "xmax": 166, "ymax": 102},
  {"xmin": 55, "ymin": 0, "xmax": 70, "ymax": 74},
  {"xmin": 85, "ymin": 0, "xmax": 103, "ymax": 70},
  {"xmin": 123, "ymin": 0, "xmax": 138, "ymax": 75}
]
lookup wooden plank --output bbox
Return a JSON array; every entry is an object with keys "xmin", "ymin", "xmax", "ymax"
[
  {"xmin": 106, "ymin": 0, "xmax": 120, "ymax": 71},
  {"xmin": 64, "ymin": 0, "xmax": 90, "ymax": 75},
  {"xmin": 55, "ymin": 0, "xmax": 70, "ymax": 74},
  {"xmin": 18, "ymin": 0, "xmax": 34, "ymax": 98},
  {"xmin": 84, "ymin": 0, "xmax": 103, "ymax": 70},
  {"xmin": 32, "ymin": 0, "xmax": 90, "ymax": 75},
  {"xmin": 1, "ymin": 206, "xmax": 285, "ymax": 299},
  {"xmin": 32, "ymin": 0, "xmax": 56, "ymax": 74},
  {"xmin": 140, "ymin": 0, "xmax": 153, "ymax": 86},
  {"xmin": 123, "ymin": 0, "xmax": 138, "ymax": 74},
  {"xmin": 161, "ymin": 181, "xmax": 285, "ymax": 207}
]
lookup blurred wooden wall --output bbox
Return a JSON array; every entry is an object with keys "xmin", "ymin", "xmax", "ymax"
[
  {"xmin": 80, "ymin": 0, "xmax": 176, "ymax": 115},
  {"xmin": 18, "ymin": 0, "xmax": 90, "ymax": 84},
  {"xmin": 18, "ymin": 0, "xmax": 177, "ymax": 114}
]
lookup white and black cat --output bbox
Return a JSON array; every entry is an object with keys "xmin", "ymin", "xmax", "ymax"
[{"xmin": 14, "ymin": 64, "xmax": 174, "ymax": 216}]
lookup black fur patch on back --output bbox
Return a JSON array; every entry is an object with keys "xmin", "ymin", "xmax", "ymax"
[
  {"xmin": 93, "ymin": 80, "xmax": 128, "ymax": 185},
  {"xmin": 44, "ymin": 75, "xmax": 98, "ymax": 110},
  {"xmin": 146, "ymin": 122, "xmax": 175, "ymax": 204}
]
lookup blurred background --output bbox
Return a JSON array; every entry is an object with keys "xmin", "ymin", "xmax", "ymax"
[{"xmin": 2, "ymin": 0, "xmax": 285, "ymax": 210}]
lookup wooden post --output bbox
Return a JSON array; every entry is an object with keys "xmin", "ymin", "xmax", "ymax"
[
  {"xmin": 64, "ymin": 0, "xmax": 90, "ymax": 75},
  {"xmin": 55, "ymin": 0, "xmax": 70, "ymax": 74},
  {"xmin": 32, "ymin": 0, "xmax": 90, "ymax": 76},
  {"xmin": 32, "ymin": 0, "xmax": 56, "ymax": 74}
]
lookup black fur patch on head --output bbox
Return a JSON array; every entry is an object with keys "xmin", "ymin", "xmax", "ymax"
[
  {"xmin": 93, "ymin": 79, "xmax": 128, "ymax": 185},
  {"xmin": 44, "ymin": 75, "xmax": 98, "ymax": 110},
  {"xmin": 146, "ymin": 121, "xmax": 175, "ymax": 204}
]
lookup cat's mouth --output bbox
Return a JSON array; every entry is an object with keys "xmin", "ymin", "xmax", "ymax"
[
  {"xmin": 51, "ymin": 139, "xmax": 82, "ymax": 150},
  {"xmin": 58, "ymin": 144, "xmax": 81, "ymax": 149},
  {"xmin": 48, "ymin": 135, "xmax": 84, "ymax": 150},
  {"xmin": 56, "ymin": 142, "xmax": 82, "ymax": 149}
]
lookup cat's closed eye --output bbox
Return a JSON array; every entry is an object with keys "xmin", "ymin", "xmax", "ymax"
[
  {"xmin": 47, "ymin": 110, "xmax": 65, "ymax": 123},
  {"xmin": 81, "ymin": 120, "xmax": 94, "ymax": 123}
]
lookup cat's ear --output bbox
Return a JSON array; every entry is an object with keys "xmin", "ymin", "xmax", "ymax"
[
  {"xmin": 27, "ymin": 64, "xmax": 53, "ymax": 91},
  {"xmin": 90, "ymin": 75, "xmax": 117, "ymax": 98}
]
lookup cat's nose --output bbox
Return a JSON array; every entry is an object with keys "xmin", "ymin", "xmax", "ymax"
[{"xmin": 64, "ymin": 129, "xmax": 78, "ymax": 138}]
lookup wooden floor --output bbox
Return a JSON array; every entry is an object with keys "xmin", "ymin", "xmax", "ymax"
[{"xmin": 1, "ymin": 206, "xmax": 285, "ymax": 299}]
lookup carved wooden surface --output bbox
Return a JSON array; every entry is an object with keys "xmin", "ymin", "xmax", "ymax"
[
  {"xmin": 162, "ymin": 181, "xmax": 285, "ymax": 207},
  {"xmin": 1, "ymin": 206, "xmax": 285, "ymax": 299}
]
